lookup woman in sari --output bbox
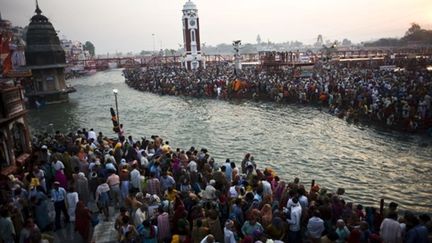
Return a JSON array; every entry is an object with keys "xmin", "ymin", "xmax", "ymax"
[
  {"xmin": 75, "ymin": 201, "xmax": 91, "ymax": 242},
  {"xmin": 260, "ymin": 204, "xmax": 273, "ymax": 227}
]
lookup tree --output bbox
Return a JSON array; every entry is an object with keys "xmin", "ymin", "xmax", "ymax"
[
  {"xmin": 140, "ymin": 50, "xmax": 152, "ymax": 56},
  {"xmin": 83, "ymin": 41, "xmax": 95, "ymax": 57},
  {"xmin": 405, "ymin": 23, "xmax": 421, "ymax": 37},
  {"xmin": 402, "ymin": 23, "xmax": 432, "ymax": 44},
  {"xmin": 342, "ymin": 38, "xmax": 352, "ymax": 46}
]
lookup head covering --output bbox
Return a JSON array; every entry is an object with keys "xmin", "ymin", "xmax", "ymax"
[
  {"xmin": 8, "ymin": 174, "xmax": 16, "ymax": 181},
  {"xmin": 171, "ymin": 235, "xmax": 180, "ymax": 243},
  {"xmin": 41, "ymin": 145, "xmax": 48, "ymax": 149},
  {"xmin": 53, "ymin": 181, "xmax": 60, "ymax": 185},
  {"xmin": 78, "ymin": 172, "xmax": 85, "ymax": 178},
  {"xmin": 225, "ymin": 219, "xmax": 234, "ymax": 228},
  {"xmin": 209, "ymin": 179, "xmax": 216, "ymax": 186},
  {"xmin": 90, "ymin": 172, "xmax": 98, "ymax": 178},
  {"xmin": 30, "ymin": 178, "xmax": 40, "ymax": 188},
  {"xmin": 152, "ymin": 194, "xmax": 161, "ymax": 204}
]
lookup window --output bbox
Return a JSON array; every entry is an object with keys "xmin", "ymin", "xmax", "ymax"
[{"xmin": 191, "ymin": 30, "xmax": 196, "ymax": 42}]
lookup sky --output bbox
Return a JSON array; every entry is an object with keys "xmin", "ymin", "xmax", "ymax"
[{"xmin": 1, "ymin": 0, "xmax": 431, "ymax": 54}]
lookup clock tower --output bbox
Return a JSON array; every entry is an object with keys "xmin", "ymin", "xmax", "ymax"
[{"xmin": 182, "ymin": 0, "xmax": 205, "ymax": 70}]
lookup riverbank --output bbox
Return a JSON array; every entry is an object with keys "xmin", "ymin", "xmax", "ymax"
[{"xmin": 123, "ymin": 63, "xmax": 432, "ymax": 135}]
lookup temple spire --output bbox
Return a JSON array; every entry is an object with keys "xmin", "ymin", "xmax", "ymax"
[{"xmin": 35, "ymin": 0, "xmax": 42, "ymax": 15}]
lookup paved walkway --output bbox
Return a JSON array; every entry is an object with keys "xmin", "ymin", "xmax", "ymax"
[{"xmin": 50, "ymin": 202, "xmax": 119, "ymax": 243}]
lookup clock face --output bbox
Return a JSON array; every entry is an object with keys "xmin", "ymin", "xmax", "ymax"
[{"xmin": 189, "ymin": 19, "xmax": 196, "ymax": 27}]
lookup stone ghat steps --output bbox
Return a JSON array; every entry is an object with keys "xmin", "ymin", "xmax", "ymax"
[{"xmin": 92, "ymin": 220, "xmax": 118, "ymax": 243}]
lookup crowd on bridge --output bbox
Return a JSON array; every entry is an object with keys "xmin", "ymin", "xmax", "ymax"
[
  {"xmin": 124, "ymin": 58, "xmax": 432, "ymax": 133},
  {"xmin": 0, "ymin": 127, "xmax": 431, "ymax": 243}
]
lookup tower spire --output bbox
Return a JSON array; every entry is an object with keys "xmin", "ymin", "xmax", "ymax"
[{"xmin": 35, "ymin": 0, "xmax": 42, "ymax": 15}]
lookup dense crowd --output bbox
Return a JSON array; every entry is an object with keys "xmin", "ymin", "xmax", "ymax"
[
  {"xmin": 124, "ymin": 59, "xmax": 432, "ymax": 133},
  {"xmin": 0, "ymin": 128, "xmax": 431, "ymax": 243}
]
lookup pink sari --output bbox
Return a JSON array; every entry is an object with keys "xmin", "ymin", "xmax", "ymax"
[{"xmin": 55, "ymin": 170, "xmax": 68, "ymax": 189}]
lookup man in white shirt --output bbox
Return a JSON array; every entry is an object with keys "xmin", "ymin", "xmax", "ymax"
[
  {"xmin": 87, "ymin": 128, "xmax": 97, "ymax": 143},
  {"xmin": 130, "ymin": 163, "xmax": 141, "ymax": 192},
  {"xmin": 380, "ymin": 212, "xmax": 403, "ymax": 243},
  {"xmin": 188, "ymin": 160, "xmax": 198, "ymax": 173},
  {"xmin": 307, "ymin": 210, "xmax": 325, "ymax": 241},
  {"xmin": 261, "ymin": 179, "xmax": 272, "ymax": 198},
  {"xmin": 51, "ymin": 181, "xmax": 69, "ymax": 230},
  {"xmin": 224, "ymin": 220, "xmax": 236, "ymax": 243},
  {"xmin": 286, "ymin": 197, "xmax": 302, "ymax": 243}
]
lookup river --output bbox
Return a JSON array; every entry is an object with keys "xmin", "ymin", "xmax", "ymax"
[{"xmin": 28, "ymin": 69, "xmax": 432, "ymax": 213}]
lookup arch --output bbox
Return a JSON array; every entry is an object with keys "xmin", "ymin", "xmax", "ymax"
[
  {"xmin": 191, "ymin": 29, "xmax": 196, "ymax": 42},
  {"xmin": 11, "ymin": 122, "xmax": 26, "ymax": 158},
  {"xmin": 0, "ymin": 132, "xmax": 9, "ymax": 169}
]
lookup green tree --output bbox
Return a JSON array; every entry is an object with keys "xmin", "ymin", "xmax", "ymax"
[
  {"xmin": 83, "ymin": 41, "xmax": 95, "ymax": 57},
  {"xmin": 405, "ymin": 23, "xmax": 421, "ymax": 37}
]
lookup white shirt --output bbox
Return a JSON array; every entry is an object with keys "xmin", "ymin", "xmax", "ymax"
[
  {"xmin": 299, "ymin": 195, "xmax": 309, "ymax": 208},
  {"xmin": 228, "ymin": 186, "xmax": 238, "ymax": 198},
  {"xmin": 224, "ymin": 227, "xmax": 236, "ymax": 243},
  {"xmin": 51, "ymin": 187, "xmax": 66, "ymax": 202},
  {"xmin": 87, "ymin": 130, "xmax": 97, "ymax": 142},
  {"xmin": 134, "ymin": 208, "xmax": 147, "ymax": 226},
  {"xmin": 287, "ymin": 204, "xmax": 302, "ymax": 232},
  {"xmin": 261, "ymin": 180, "xmax": 272, "ymax": 197},
  {"xmin": 380, "ymin": 218, "xmax": 402, "ymax": 243},
  {"xmin": 307, "ymin": 216, "xmax": 324, "ymax": 239},
  {"xmin": 130, "ymin": 169, "xmax": 141, "ymax": 189},
  {"xmin": 96, "ymin": 183, "xmax": 110, "ymax": 202},
  {"xmin": 140, "ymin": 156, "xmax": 149, "ymax": 168},
  {"xmin": 188, "ymin": 161, "xmax": 198, "ymax": 172}
]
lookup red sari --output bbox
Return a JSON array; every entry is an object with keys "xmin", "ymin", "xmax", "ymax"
[{"xmin": 75, "ymin": 201, "xmax": 91, "ymax": 242}]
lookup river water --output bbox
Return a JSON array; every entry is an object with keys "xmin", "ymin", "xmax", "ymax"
[{"xmin": 28, "ymin": 69, "xmax": 432, "ymax": 213}]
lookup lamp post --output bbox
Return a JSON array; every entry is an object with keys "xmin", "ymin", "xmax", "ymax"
[{"xmin": 113, "ymin": 89, "xmax": 119, "ymax": 125}]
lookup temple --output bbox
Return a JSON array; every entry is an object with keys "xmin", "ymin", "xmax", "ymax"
[{"xmin": 24, "ymin": 1, "xmax": 75, "ymax": 106}]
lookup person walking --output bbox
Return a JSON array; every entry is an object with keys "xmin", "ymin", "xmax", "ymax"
[
  {"xmin": 51, "ymin": 181, "xmax": 70, "ymax": 230},
  {"xmin": 75, "ymin": 201, "xmax": 91, "ymax": 242}
]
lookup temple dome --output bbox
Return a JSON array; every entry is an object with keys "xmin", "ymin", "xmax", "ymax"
[
  {"xmin": 25, "ymin": 3, "xmax": 65, "ymax": 68},
  {"xmin": 183, "ymin": 0, "xmax": 197, "ymax": 11}
]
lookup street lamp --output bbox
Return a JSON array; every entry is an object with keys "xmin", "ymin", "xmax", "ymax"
[{"xmin": 113, "ymin": 89, "xmax": 119, "ymax": 125}]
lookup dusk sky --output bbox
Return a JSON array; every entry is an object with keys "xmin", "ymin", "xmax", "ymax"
[{"xmin": 1, "ymin": 0, "xmax": 431, "ymax": 54}]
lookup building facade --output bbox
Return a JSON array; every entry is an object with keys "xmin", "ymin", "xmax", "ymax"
[
  {"xmin": 182, "ymin": 0, "xmax": 205, "ymax": 70},
  {"xmin": 24, "ymin": 3, "xmax": 75, "ymax": 106},
  {"xmin": 0, "ymin": 84, "xmax": 31, "ymax": 175}
]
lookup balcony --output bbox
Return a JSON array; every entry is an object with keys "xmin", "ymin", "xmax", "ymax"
[{"xmin": 0, "ymin": 85, "xmax": 26, "ymax": 124}]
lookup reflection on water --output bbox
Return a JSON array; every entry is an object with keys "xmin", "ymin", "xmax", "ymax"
[{"xmin": 28, "ymin": 69, "xmax": 432, "ymax": 213}]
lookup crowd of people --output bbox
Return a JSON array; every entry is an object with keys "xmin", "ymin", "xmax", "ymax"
[
  {"xmin": 0, "ymin": 128, "xmax": 431, "ymax": 243},
  {"xmin": 124, "ymin": 58, "xmax": 432, "ymax": 133}
]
